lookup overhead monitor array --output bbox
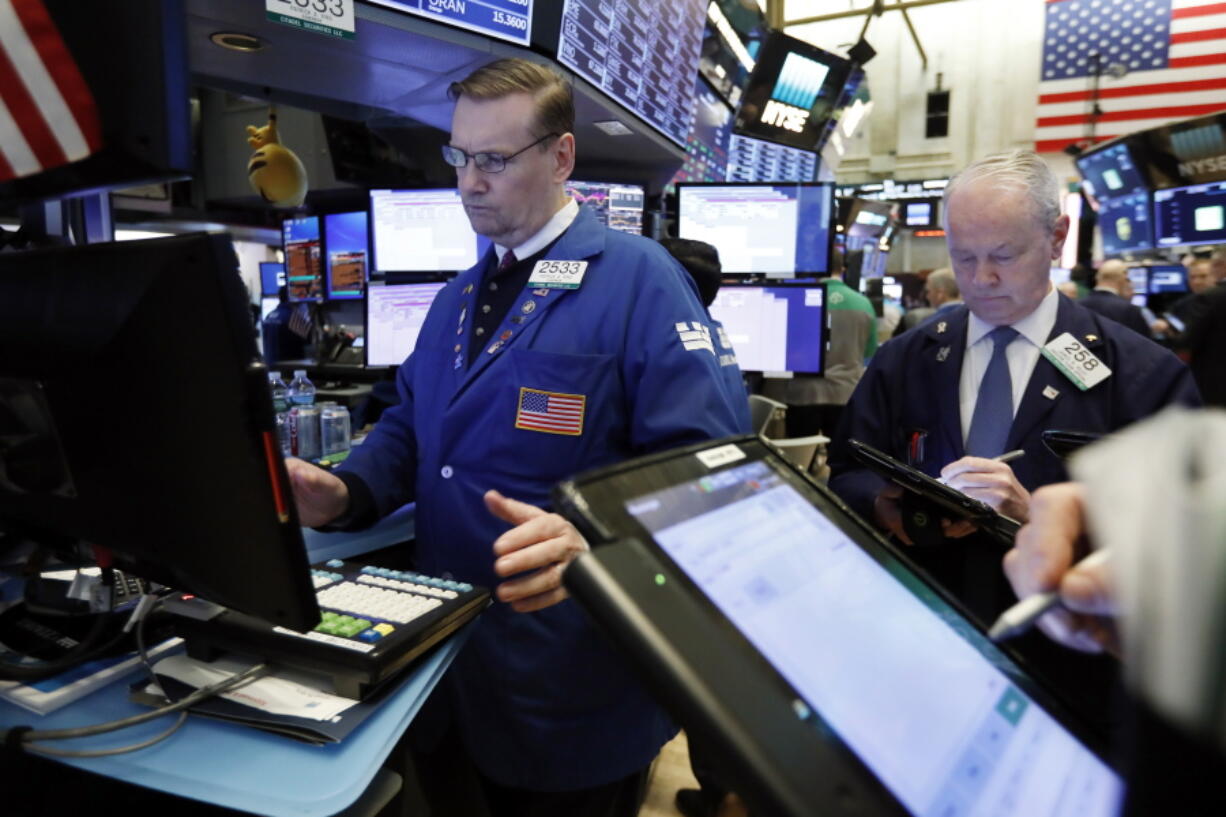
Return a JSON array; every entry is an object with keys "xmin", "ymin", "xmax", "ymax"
[{"xmin": 367, "ymin": 0, "xmax": 534, "ymax": 45}]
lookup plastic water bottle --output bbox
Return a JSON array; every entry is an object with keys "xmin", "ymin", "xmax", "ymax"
[
  {"xmin": 268, "ymin": 372, "xmax": 291, "ymax": 456},
  {"xmin": 288, "ymin": 370, "xmax": 316, "ymax": 407}
]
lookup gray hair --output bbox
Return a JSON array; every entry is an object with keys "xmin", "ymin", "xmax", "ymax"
[
  {"xmin": 926, "ymin": 267, "xmax": 959, "ymax": 298},
  {"xmin": 942, "ymin": 149, "xmax": 1062, "ymax": 232}
]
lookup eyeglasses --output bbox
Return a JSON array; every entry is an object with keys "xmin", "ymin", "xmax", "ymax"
[{"xmin": 441, "ymin": 133, "xmax": 558, "ymax": 174}]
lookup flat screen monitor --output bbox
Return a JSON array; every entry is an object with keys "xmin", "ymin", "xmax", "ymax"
[
  {"xmin": 565, "ymin": 181, "xmax": 645, "ymax": 235},
  {"xmin": 725, "ymin": 133, "xmax": 818, "ymax": 183},
  {"xmin": 557, "ymin": 437, "xmax": 1123, "ymax": 817},
  {"xmin": 1076, "ymin": 141, "xmax": 1149, "ymax": 203},
  {"xmin": 0, "ymin": 234, "xmax": 319, "ymax": 630},
  {"xmin": 672, "ymin": 74, "xmax": 735, "ymax": 187},
  {"xmin": 903, "ymin": 199, "xmax": 939, "ymax": 229},
  {"xmin": 733, "ymin": 30, "xmax": 854, "ymax": 152},
  {"xmin": 1145, "ymin": 264, "xmax": 1188, "ymax": 294},
  {"xmin": 1133, "ymin": 111, "xmax": 1226, "ymax": 189},
  {"xmin": 556, "ymin": 0, "xmax": 707, "ymax": 147},
  {"xmin": 323, "ymin": 211, "xmax": 368, "ymax": 300},
  {"xmin": 260, "ymin": 261, "xmax": 285, "ymax": 297},
  {"xmin": 365, "ymin": 281, "xmax": 449, "ymax": 368},
  {"xmin": 1097, "ymin": 192, "xmax": 1153, "ymax": 255},
  {"xmin": 677, "ymin": 183, "xmax": 834, "ymax": 276},
  {"xmin": 1126, "ymin": 266, "xmax": 1149, "ymax": 297},
  {"xmin": 707, "ymin": 283, "xmax": 827, "ymax": 374},
  {"xmin": 1153, "ymin": 181, "xmax": 1226, "ymax": 247},
  {"xmin": 369, "ymin": 189, "xmax": 490, "ymax": 277},
  {"xmin": 846, "ymin": 198, "xmax": 894, "ymax": 238},
  {"xmin": 282, "ymin": 216, "xmax": 324, "ymax": 302},
  {"xmin": 366, "ymin": 0, "xmax": 533, "ymax": 46}
]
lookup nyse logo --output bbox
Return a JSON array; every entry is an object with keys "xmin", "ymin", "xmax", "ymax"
[
  {"xmin": 1178, "ymin": 155, "xmax": 1226, "ymax": 176},
  {"xmin": 761, "ymin": 100, "xmax": 810, "ymax": 133}
]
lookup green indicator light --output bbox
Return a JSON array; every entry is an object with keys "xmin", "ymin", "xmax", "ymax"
[{"xmin": 654, "ymin": 574, "xmax": 666, "ymax": 586}]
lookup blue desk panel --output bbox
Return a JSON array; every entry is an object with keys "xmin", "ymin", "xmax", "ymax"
[
  {"xmin": 2, "ymin": 623, "xmax": 474, "ymax": 817},
  {"xmin": 303, "ymin": 503, "xmax": 416, "ymax": 564}
]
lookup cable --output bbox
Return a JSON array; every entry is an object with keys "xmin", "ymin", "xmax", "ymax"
[{"xmin": 22, "ymin": 713, "xmax": 188, "ymax": 758}]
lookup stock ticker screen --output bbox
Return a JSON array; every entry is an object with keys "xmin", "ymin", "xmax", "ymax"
[
  {"xmin": 557, "ymin": 0, "xmax": 707, "ymax": 146},
  {"xmin": 367, "ymin": 0, "xmax": 532, "ymax": 45},
  {"xmin": 565, "ymin": 180, "xmax": 646, "ymax": 234}
]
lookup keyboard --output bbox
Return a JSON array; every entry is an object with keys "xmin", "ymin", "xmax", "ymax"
[{"xmin": 173, "ymin": 560, "xmax": 490, "ymax": 699}]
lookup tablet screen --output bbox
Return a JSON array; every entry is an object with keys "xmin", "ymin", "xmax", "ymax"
[{"xmin": 624, "ymin": 459, "xmax": 1123, "ymax": 817}]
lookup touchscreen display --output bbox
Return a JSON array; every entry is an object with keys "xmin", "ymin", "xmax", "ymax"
[{"xmin": 625, "ymin": 459, "xmax": 1123, "ymax": 817}]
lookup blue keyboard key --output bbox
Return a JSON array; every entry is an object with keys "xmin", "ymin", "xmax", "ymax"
[
  {"xmin": 326, "ymin": 559, "xmax": 345, "ymax": 568},
  {"xmin": 357, "ymin": 629, "xmax": 382, "ymax": 643}
]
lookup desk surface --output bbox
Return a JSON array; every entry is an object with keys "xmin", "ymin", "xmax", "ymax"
[{"xmin": 2, "ymin": 624, "xmax": 471, "ymax": 817}]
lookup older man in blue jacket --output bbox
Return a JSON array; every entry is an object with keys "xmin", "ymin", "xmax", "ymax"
[{"xmin": 287, "ymin": 59, "xmax": 746, "ymax": 816}]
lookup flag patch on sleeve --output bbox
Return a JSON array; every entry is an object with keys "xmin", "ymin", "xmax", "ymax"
[{"xmin": 515, "ymin": 388, "xmax": 585, "ymax": 436}]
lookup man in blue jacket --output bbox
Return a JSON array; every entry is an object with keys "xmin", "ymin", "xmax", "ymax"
[
  {"xmin": 827, "ymin": 151, "xmax": 1199, "ymax": 727},
  {"xmin": 287, "ymin": 59, "xmax": 746, "ymax": 816}
]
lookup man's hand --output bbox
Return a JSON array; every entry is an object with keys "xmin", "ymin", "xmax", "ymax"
[
  {"xmin": 1002, "ymin": 482, "xmax": 1118, "ymax": 654},
  {"xmin": 941, "ymin": 456, "xmax": 1031, "ymax": 522},
  {"xmin": 873, "ymin": 483, "xmax": 977, "ymax": 545},
  {"xmin": 486, "ymin": 490, "xmax": 590, "ymax": 613},
  {"xmin": 285, "ymin": 457, "xmax": 350, "ymax": 527}
]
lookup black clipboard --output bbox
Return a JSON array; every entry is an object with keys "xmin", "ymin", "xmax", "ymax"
[{"xmin": 847, "ymin": 438, "xmax": 1021, "ymax": 546}]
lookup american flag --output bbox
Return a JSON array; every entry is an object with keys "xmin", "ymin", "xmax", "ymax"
[
  {"xmin": 1034, "ymin": 0, "xmax": 1226, "ymax": 154},
  {"xmin": 515, "ymin": 388, "xmax": 585, "ymax": 436},
  {"xmin": 0, "ymin": 0, "xmax": 101, "ymax": 182},
  {"xmin": 287, "ymin": 303, "xmax": 314, "ymax": 339}
]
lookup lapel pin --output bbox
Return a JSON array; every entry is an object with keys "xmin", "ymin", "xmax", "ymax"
[
  {"xmin": 521, "ymin": 300, "xmax": 536, "ymax": 314},
  {"xmin": 1085, "ymin": 334, "xmax": 1098, "ymax": 343},
  {"xmin": 1043, "ymin": 385, "xmax": 1060, "ymax": 400},
  {"xmin": 462, "ymin": 283, "xmax": 473, "ymax": 295},
  {"xmin": 936, "ymin": 346, "xmax": 951, "ymax": 362},
  {"xmin": 936, "ymin": 321, "xmax": 948, "ymax": 334}
]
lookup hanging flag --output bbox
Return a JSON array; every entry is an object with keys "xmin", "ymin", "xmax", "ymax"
[
  {"xmin": 287, "ymin": 303, "xmax": 313, "ymax": 339},
  {"xmin": 0, "ymin": 0, "xmax": 102, "ymax": 182},
  {"xmin": 1034, "ymin": 0, "xmax": 1226, "ymax": 154}
]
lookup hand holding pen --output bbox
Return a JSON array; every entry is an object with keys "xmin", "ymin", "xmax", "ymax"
[
  {"xmin": 997, "ymin": 482, "xmax": 1119, "ymax": 653},
  {"xmin": 940, "ymin": 449, "xmax": 1032, "ymax": 524}
]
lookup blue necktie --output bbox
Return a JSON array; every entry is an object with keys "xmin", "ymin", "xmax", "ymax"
[{"xmin": 965, "ymin": 326, "xmax": 1019, "ymax": 458}]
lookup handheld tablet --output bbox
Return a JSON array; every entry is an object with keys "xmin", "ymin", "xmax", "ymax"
[
  {"xmin": 847, "ymin": 438, "xmax": 1021, "ymax": 546},
  {"xmin": 1041, "ymin": 429, "xmax": 1104, "ymax": 461},
  {"xmin": 557, "ymin": 436, "xmax": 1122, "ymax": 817}
]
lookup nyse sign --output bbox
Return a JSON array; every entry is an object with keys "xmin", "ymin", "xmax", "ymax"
[{"xmin": 760, "ymin": 99, "xmax": 809, "ymax": 134}]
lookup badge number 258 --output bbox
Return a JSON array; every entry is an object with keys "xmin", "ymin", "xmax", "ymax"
[{"xmin": 1043, "ymin": 333, "xmax": 1112, "ymax": 391}]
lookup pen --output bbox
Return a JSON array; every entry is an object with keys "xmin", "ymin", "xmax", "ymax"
[
  {"xmin": 987, "ymin": 549, "xmax": 1112, "ymax": 641},
  {"xmin": 938, "ymin": 449, "xmax": 1026, "ymax": 484}
]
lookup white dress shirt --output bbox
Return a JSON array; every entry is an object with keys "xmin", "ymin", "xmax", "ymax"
[
  {"xmin": 493, "ymin": 198, "xmax": 580, "ymax": 264},
  {"xmin": 958, "ymin": 285, "xmax": 1060, "ymax": 444}
]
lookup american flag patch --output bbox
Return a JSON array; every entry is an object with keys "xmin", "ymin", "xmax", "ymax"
[{"xmin": 515, "ymin": 388, "xmax": 585, "ymax": 436}]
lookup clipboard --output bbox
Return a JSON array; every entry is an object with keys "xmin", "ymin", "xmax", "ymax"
[{"xmin": 847, "ymin": 438, "xmax": 1021, "ymax": 546}]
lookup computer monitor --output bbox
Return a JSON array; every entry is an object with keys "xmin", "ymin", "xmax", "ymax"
[
  {"xmin": 1126, "ymin": 266, "xmax": 1149, "ymax": 302},
  {"xmin": 565, "ymin": 181, "xmax": 645, "ymax": 235},
  {"xmin": 708, "ymin": 283, "xmax": 827, "ymax": 374},
  {"xmin": 845, "ymin": 198, "xmax": 894, "ymax": 238},
  {"xmin": 902, "ymin": 199, "xmax": 939, "ymax": 229},
  {"xmin": 1146, "ymin": 264, "xmax": 1188, "ymax": 294},
  {"xmin": 677, "ymin": 183, "xmax": 834, "ymax": 276},
  {"xmin": 282, "ymin": 216, "xmax": 324, "ymax": 302},
  {"xmin": 0, "ymin": 234, "xmax": 319, "ymax": 630},
  {"xmin": 369, "ymin": 189, "xmax": 490, "ymax": 277},
  {"xmin": 1153, "ymin": 181, "xmax": 1226, "ymax": 247},
  {"xmin": 323, "ymin": 211, "xmax": 368, "ymax": 300},
  {"xmin": 1076, "ymin": 140, "xmax": 1149, "ymax": 204},
  {"xmin": 1097, "ymin": 192, "xmax": 1154, "ymax": 255},
  {"xmin": 365, "ymin": 281, "xmax": 449, "ymax": 368},
  {"xmin": 260, "ymin": 261, "xmax": 286, "ymax": 298}
]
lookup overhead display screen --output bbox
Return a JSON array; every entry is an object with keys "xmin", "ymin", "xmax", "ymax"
[
  {"xmin": 367, "ymin": 0, "xmax": 533, "ymax": 46},
  {"xmin": 1098, "ymin": 192, "xmax": 1153, "ymax": 255},
  {"xmin": 565, "ymin": 180, "xmax": 645, "ymax": 234},
  {"xmin": 557, "ymin": 0, "xmax": 707, "ymax": 147},
  {"xmin": 1154, "ymin": 181, "xmax": 1226, "ymax": 247},
  {"xmin": 323, "ymin": 211, "xmax": 368, "ymax": 300},
  {"xmin": 699, "ymin": 0, "xmax": 767, "ymax": 110},
  {"xmin": 1077, "ymin": 141, "xmax": 1148, "ymax": 203},
  {"xmin": 725, "ymin": 133, "xmax": 817, "ymax": 183},
  {"xmin": 678, "ymin": 183, "xmax": 833, "ymax": 275}
]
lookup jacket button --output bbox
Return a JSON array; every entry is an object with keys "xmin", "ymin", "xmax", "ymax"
[{"xmin": 440, "ymin": 465, "xmax": 453, "ymax": 479}]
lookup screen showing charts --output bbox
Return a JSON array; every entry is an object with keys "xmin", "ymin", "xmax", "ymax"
[
  {"xmin": 1097, "ymin": 192, "xmax": 1153, "ymax": 254},
  {"xmin": 678, "ymin": 184, "xmax": 832, "ymax": 275},
  {"xmin": 565, "ymin": 180, "xmax": 645, "ymax": 234},
  {"xmin": 370, "ymin": 189, "xmax": 488, "ymax": 277},
  {"xmin": 708, "ymin": 285, "xmax": 825, "ymax": 373},
  {"xmin": 259, "ymin": 261, "xmax": 285, "ymax": 297},
  {"xmin": 282, "ymin": 216, "xmax": 323, "ymax": 302},
  {"xmin": 365, "ymin": 0, "xmax": 533, "ymax": 45},
  {"xmin": 725, "ymin": 133, "xmax": 817, "ymax": 183},
  {"xmin": 557, "ymin": 0, "xmax": 707, "ymax": 146},
  {"xmin": 365, "ymin": 282, "xmax": 448, "ymax": 367},
  {"xmin": 1154, "ymin": 181, "xmax": 1226, "ymax": 247},
  {"xmin": 1077, "ymin": 142, "xmax": 1148, "ymax": 201},
  {"xmin": 624, "ymin": 458, "xmax": 1124, "ymax": 817},
  {"xmin": 323, "ymin": 211, "xmax": 368, "ymax": 300},
  {"xmin": 1146, "ymin": 264, "xmax": 1188, "ymax": 293}
]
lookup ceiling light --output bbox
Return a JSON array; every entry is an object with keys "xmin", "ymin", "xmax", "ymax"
[
  {"xmin": 594, "ymin": 120, "xmax": 632, "ymax": 136},
  {"xmin": 210, "ymin": 32, "xmax": 265, "ymax": 52}
]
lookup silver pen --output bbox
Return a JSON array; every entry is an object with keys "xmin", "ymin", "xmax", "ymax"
[
  {"xmin": 988, "ymin": 549, "xmax": 1112, "ymax": 641},
  {"xmin": 937, "ymin": 449, "xmax": 1026, "ymax": 484}
]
